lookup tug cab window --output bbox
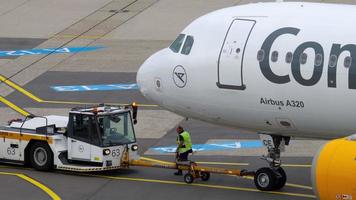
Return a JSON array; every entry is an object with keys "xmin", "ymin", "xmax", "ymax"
[
  {"xmin": 98, "ymin": 112, "xmax": 136, "ymax": 147},
  {"xmin": 181, "ymin": 36, "xmax": 194, "ymax": 55},
  {"xmin": 169, "ymin": 34, "xmax": 185, "ymax": 53}
]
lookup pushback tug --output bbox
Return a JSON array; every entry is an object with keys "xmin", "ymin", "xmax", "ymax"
[{"xmin": 0, "ymin": 104, "xmax": 140, "ymax": 171}]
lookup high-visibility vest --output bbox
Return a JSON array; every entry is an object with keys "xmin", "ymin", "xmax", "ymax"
[{"xmin": 176, "ymin": 131, "xmax": 192, "ymax": 153}]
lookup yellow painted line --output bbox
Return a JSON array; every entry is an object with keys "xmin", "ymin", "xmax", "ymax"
[
  {"xmin": 87, "ymin": 174, "xmax": 316, "ymax": 199},
  {"xmin": 196, "ymin": 161, "xmax": 249, "ymax": 166},
  {"xmin": 286, "ymin": 183, "xmax": 313, "ymax": 190},
  {"xmin": 0, "ymin": 74, "xmax": 158, "ymax": 107},
  {"xmin": 43, "ymin": 100, "xmax": 159, "ymax": 107},
  {"xmin": 43, "ymin": 100, "xmax": 98, "ymax": 105},
  {"xmin": 240, "ymin": 176, "xmax": 313, "ymax": 190},
  {"xmin": 0, "ymin": 96, "xmax": 31, "ymax": 117},
  {"xmin": 140, "ymin": 156, "xmax": 174, "ymax": 165},
  {"xmin": 0, "ymin": 75, "xmax": 43, "ymax": 102},
  {"xmin": 0, "ymin": 171, "xmax": 61, "ymax": 200},
  {"xmin": 130, "ymin": 103, "xmax": 159, "ymax": 107},
  {"xmin": 140, "ymin": 157, "xmax": 249, "ymax": 166},
  {"xmin": 282, "ymin": 164, "xmax": 311, "ymax": 168},
  {"xmin": 54, "ymin": 34, "xmax": 103, "ymax": 39}
]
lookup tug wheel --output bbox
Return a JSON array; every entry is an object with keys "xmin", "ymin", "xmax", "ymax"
[
  {"xmin": 30, "ymin": 142, "xmax": 53, "ymax": 171},
  {"xmin": 184, "ymin": 173, "xmax": 194, "ymax": 184},
  {"xmin": 200, "ymin": 172, "xmax": 210, "ymax": 181}
]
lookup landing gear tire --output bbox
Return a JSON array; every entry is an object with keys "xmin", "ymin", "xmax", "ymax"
[
  {"xmin": 184, "ymin": 173, "xmax": 194, "ymax": 184},
  {"xmin": 254, "ymin": 167, "xmax": 277, "ymax": 191},
  {"xmin": 272, "ymin": 167, "xmax": 287, "ymax": 190},
  {"xmin": 200, "ymin": 172, "xmax": 210, "ymax": 181},
  {"xmin": 29, "ymin": 142, "xmax": 53, "ymax": 171}
]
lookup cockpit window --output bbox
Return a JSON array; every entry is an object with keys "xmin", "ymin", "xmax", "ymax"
[
  {"xmin": 169, "ymin": 34, "xmax": 185, "ymax": 53},
  {"xmin": 181, "ymin": 36, "xmax": 194, "ymax": 55}
]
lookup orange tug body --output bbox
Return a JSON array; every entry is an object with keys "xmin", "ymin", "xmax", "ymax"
[{"xmin": 312, "ymin": 137, "xmax": 356, "ymax": 200}]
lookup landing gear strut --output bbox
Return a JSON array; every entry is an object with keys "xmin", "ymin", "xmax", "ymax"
[{"xmin": 254, "ymin": 134, "xmax": 289, "ymax": 191}]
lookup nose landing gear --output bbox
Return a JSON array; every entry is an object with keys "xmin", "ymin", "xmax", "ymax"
[{"xmin": 254, "ymin": 134, "xmax": 289, "ymax": 191}]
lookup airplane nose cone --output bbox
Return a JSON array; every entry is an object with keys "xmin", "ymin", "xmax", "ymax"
[
  {"xmin": 137, "ymin": 55, "xmax": 155, "ymax": 100},
  {"xmin": 137, "ymin": 49, "xmax": 167, "ymax": 104},
  {"xmin": 136, "ymin": 61, "xmax": 149, "ymax": 98}
]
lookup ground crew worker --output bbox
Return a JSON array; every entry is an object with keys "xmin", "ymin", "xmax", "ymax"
[{"xmin": 174, "ymin": 126, "xmax": 193, "ymax": 175}]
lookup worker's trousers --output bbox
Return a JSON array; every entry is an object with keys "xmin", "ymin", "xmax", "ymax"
[{"xmin": 177, "ymin": 149, "xmax": 193, "ymax": 161}]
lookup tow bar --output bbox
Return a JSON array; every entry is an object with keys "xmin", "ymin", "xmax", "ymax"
[{"xmin": 122, "ymin": 150, "xmax": 255, "ymax": 184}]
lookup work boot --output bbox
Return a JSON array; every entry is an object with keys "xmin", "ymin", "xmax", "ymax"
[{"xmin": 174, "ymin": 170, "xmax": 182, "ymax": 176}]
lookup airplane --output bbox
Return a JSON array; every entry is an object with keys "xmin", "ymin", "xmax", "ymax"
[{"xmin": 136, "ymin": 1, "xmax": 356, "ymax": 198}]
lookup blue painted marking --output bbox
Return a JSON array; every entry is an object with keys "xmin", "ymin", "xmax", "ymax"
[
  {"xmin": 240, "ymin": 140, "xmax": 263, "ymax": 148},
  {"xmin": 150, "ymin": 140, "xmax": 263, "ymax": 153},
  {"xmin": 51, "ymin": 83, "xmax": 138, "ymax": 92},
  {"xmin": 0, "ymin": 46, "xmax": 103, "ymax": 57}
]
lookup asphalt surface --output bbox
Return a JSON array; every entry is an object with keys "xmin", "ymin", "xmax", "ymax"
[
  {"xmin": 0, "ymin": 37, "xmax": 46, "ymax": 59},
  {"xmin": 4, "ymin": 71, "xmax": 152, "ymax": 108},
  {"xmin": 0, "ymin": 154, "xmax": 314, "ymax": 200}
]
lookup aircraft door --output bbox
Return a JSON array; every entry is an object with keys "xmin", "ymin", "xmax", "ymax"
[{"xmin": 217, "ymin": 19, "xmax": 256, "ymax": 90}]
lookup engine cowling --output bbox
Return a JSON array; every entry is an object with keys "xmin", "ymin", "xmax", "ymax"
[{"xmin": 312, "ymin": 135, "xmax": 356, "ymax": 200}]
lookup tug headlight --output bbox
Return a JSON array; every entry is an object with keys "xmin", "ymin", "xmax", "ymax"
[
  {"xmin": 131, "ymin": 145, "xmax": 139, "ymax": 151},
  {"xmin": 103, "ymin": 149, "xmax": 111, "ymax": 155}
]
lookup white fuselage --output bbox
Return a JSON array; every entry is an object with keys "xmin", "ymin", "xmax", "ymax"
[{"xmin": 137, "ymin": 2, "xmax": 356, "ymax": 139}]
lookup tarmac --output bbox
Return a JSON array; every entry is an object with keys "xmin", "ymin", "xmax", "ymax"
[{"xmin": 0, "ymin": 0, "xmax": 352, "ymax": 199}]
